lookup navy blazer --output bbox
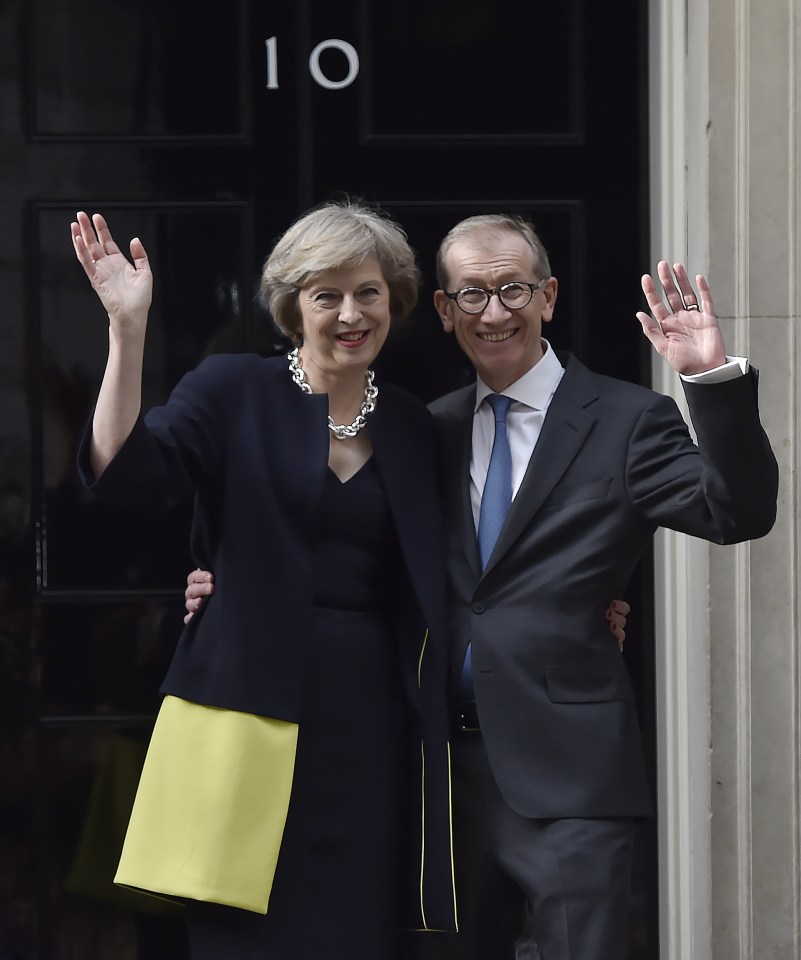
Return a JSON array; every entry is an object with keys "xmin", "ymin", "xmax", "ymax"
[
  {"xmin": 79, "ymin": 353, "xmax": 458, "ymax": 932},
  {"xmin": 430, "ymin": 352, "xmax": 778, "ymax": 820}
]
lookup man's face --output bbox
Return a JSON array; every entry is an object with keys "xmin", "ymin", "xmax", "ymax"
[{"xmin": 434, "ymin": 231, "xmax": 558, "ymax": 392}]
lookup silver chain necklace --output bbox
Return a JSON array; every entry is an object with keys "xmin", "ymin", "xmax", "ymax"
[{"xmin": 288, "ymin": 347, "xmax": 378, "ymax": 440}]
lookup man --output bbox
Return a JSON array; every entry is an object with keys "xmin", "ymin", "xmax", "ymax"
[
  {"xmin": 187, "ymin": 214, "xmax": 778, "ymax": 959},
  {"xmin": 418, "ymin": 214, "xmax": 776, "ymax": 959}
]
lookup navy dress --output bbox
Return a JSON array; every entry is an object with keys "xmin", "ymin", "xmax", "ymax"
[{"xmin": 187, "ymin": 458, "xmax": 407, "ymax": 959}]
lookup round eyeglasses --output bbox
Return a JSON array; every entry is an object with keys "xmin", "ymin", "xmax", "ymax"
[{"xmin": 443, "ymin": 278, "xmax": 549, "ymax": 315}]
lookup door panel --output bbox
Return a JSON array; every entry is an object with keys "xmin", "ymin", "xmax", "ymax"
[
  {"xmin": 28, "ymin": 0, "xmax": 250, "ymax": 141},
  {"xmin": 33, "ymin": 201, "xmax": 256, "ymax": 594},
  {"xmin": 1, "ymin": 1, "xmax": 655, "ymax": 956}
]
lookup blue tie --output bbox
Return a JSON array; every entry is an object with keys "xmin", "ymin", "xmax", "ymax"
[
  {"xmin": 462, "ymin": 393, "xmax": 513, "ymax": 699},
  {"xmin": 477, "ymin": 394, "xmax": 514, "ymax": 569}
]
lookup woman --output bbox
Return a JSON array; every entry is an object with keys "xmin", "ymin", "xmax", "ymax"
[{"xmin": 73, "ymin": 201, "xmax": 458, "ymax": 959}]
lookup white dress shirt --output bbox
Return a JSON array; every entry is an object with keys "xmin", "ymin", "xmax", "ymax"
[{"xmin": 469, "ymin": 341, "xmax": 748, "ymax": 530}]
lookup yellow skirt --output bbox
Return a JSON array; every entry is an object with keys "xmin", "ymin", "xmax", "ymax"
[{"xmin": 115, "ymin": 695, "xmax": 298, "ymax": 914}]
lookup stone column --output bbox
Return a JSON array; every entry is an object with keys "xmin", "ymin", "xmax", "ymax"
[{"xmin": 649, "ymin": 0, "xmax": 799, "ymax": 957}]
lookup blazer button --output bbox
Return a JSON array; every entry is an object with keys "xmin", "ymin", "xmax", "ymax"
[{"xmin": 472, "ymin": 602, "xmax": 486, "ymax": 614}]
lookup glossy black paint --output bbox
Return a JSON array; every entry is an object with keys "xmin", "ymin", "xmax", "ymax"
[{"xmin": 1, "ymin": 0, "xmax": 655, "ymax": 956}]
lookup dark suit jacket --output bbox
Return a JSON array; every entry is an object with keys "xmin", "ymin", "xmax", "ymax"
[
  {"xmin": 79, "ymin": 353, "xmax": 457, "ymax": 931},
  {"xmin": 429, "ymin": 352, "xmax": 778, "ymax": 820}
]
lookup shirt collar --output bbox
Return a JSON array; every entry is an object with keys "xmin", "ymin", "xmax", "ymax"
[{"xmin": 474, "ymin": 340, "xmax": 564, "ymax": 412}]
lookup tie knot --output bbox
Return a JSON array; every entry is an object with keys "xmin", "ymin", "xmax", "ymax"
[{"xmin": 486, "ymin": 393, "xmax": 513, "ymax": 422}]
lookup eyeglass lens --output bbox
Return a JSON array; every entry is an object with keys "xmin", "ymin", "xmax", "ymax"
[{"xmin": 457, "ymin": 282, "xmax": 534, "ymax": 313}]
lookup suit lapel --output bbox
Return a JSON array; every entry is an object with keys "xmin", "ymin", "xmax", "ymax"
[
  {"xmin": 435, "ymin": 387, "xmax": 481, "ymax": 579},
  {"xmin": 257, "ymin": 360, "xmax": 330, "ymax": 531},
  {"xmin": 369, "ymin": 392, "xmax": 447, "ymax": 635},
  {"xmin": 482, "ymin": 354, "xmax": 599, "ymax": 577}
]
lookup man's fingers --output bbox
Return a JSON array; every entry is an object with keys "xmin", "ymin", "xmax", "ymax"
[
  {"xmin": 636, "ymin": 312, "xmax": 667, "ymax": 355},
  {"xmin": 696, "ymin": 274, "xmax": 717, "ymax": 317},
  {"xmin": 187, "ymin": 568, "xmax": 212, "ymax": 586},
  {"xmin": 670, "ymin": 262, "xmax": 702, "ymax": 310},
  {"xmin": 656, "ymin": 260, "xmax": 687, "ymax": 314},
  {"xmin": 636, "ymin": 310, "xmax": 660, "ymax": 332},
  {"xmin": 185, "ymin": 584, "xmax": 211, "ymax": 602},
  {"xmin": 640, "ymin": 274, "xmax": 670, "ymax": 324}
]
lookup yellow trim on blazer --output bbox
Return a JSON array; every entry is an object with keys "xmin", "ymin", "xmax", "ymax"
[
  {"xmin": 415, "ymin": 627, "xmax": 459, "ymax": 932},
  {"xmin": 415, "ymin": 740, "xmax": 459, "ymax": 932},
  {"xmin": 447, "ymin": 741, "xmax": 458, "ymax": 930},
  {"xmin": 419, "ymin": 740, "xmax": 427, "ymax": 929},
  {"xmin": 418, "ymin": 628, "xmax": 429, "ymax": 687}
]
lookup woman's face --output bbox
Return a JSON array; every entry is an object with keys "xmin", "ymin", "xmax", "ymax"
[{"xmin": 297, "ymin": 255, "xmax": 391, "ymax": 380}]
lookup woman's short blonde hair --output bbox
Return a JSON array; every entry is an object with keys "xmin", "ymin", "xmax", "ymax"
[{"xmin": 261, "ymin": 200, "xmax": 420, "ymax": 344}]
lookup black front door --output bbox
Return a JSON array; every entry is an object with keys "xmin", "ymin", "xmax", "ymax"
[{"xmin": 0, "ymin": 1, "xmax": 654, "ymax": 956}]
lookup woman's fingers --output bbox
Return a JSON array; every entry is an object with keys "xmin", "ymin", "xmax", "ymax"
[{"xmin": 92, "ymin": 212, "xmax": 124, "ymax": 257}]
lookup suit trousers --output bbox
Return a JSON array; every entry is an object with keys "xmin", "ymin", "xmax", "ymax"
[{"xmin": 402, "ymin": 731, "xmax": 636, "ymax": 960}]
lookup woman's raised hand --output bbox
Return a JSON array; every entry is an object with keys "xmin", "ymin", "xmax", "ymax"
[
  {"xmin": 74, "ymin": 212, "xmax": 153, "ymax": 476},
  {"xmin": 71, "ymin": 212, "xmax": 152, "ymax": 337}
]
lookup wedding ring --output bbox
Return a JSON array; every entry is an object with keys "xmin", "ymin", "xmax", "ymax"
[{"xmin": 685, "ymin": 303, "xmax": 700, "ymax": 311}]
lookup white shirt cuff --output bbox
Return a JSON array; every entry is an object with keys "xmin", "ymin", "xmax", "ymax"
[{"xmin": 680, "ymin": 356, "xmax": 749, "ymax": 384}]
